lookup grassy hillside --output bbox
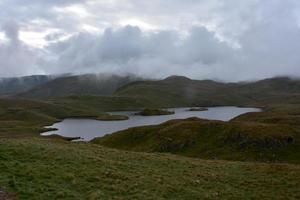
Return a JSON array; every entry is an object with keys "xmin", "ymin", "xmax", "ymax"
[
  {"xmin": 115, "ymin": 76, "xmax": 300, "ymax": 106},
  {"xmin": 232, "ymin": 104, "xmax": 300, "ymax": 126},
  {"xmin": 92, "ymin": 117, "xmax": 300, "ymax": 163},
  {"xmin": 0, "ymin": 97, "xmax": 124, "ymax": 139},
  {"xmin": 19, "ymin": 74, "xmax": 141, "ymax": 99},
  {"xmin": 1, "ymin": 76, "xmax": 300, "ymax": 199},
  {"xmin": 0, "ymin": 93, "xmax": 179, "ymax": 140},
  {"xmin": 1, "ymin": 138, "xmax": 300, "ymax": 199},
  {"xmin": 0, "ymin": 94, "xmax": 170, "ymax": 139},
  {"xmin": 14, "ymin": 75, "xmax": 300, "ymax": 107},
  {"xmin": 93, "ymin": 104, "xmax": 300, "ymax": 163},
  {"xmin": 51, "ymin": 95, "xmax": 155, "ymax": 111},
  {"xmin": 115, "ymin": 76, "xmax": 230, "ymax": 106}
]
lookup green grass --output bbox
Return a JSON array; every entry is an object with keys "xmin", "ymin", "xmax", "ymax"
[
  {"xmin": 1, "ymin": 97, "xmax": 300, "ymax": 199},
  {"xmin": 92, "ymin": 116, "xmax": 300, "ymax": 163},
  {"xmin": 51, "ymin": 95, "xmax": 159, "ymax": 111},
  {"xmin": 1, "ymin": 138, "xmax": 300, "ymax": 199},
  {"xmin": 0, "ymin": 95, "xmax": 158, "ymax": 138},
  {"xmin": 232, "ymin": 104, "xmax": 300, "ymax": 126},
  {"xmin": 0, "ymin": 98, "xmax": 107, "ymax": 138},
  {"xmin": 115, "ymin": 76, "xmax": 300, "ymax": 107}
]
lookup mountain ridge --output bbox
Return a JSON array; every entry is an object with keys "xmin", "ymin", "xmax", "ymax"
[
  {"xmin": 0, "ymin": 75, "xmax": 54, "ymax": 96},
  {"xmin": 1, "ymin": 74, "xmax": 299, "ymax": 106},
  {"xmin": 114, "ymin": 75, "xmax": 300, "ymax": 106},
  {"xmin": 18, "ymin": 74, "xmax": 143, "ymax": 99}
]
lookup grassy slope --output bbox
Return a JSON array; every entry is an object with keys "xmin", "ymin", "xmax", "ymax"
[
  {"xmin": 92, "ymin": 104, "xmax": 300, "ymax": 163},
  {"xmin": 51, "ymin": 95, "xmax": 155, "ymax": 111},
  {"xmin": 115, "ymin": 76, "xmax": 231, "ymax": 107},
  {"xmin": 232, "ymin": 104, "xmax": 300, "ymax": 126},
  {"xmin": 92, "ymin": 117, "xmax": 300, "ymax": 163},
  {"xmin": 0, "ymin": 98, "xmax": 115, "ymax": 138},
  {"xmin": 1, "ymin": 78, "xmax": 300, "ymax": 199},
  {"xmin": 1, "ymin": 138, "xmax": 300, "ymax": 200},
  {"xmin": 0, "ymin": 95, "xmax": 162, "ymax": 139},
  {"xmin": 115, "ymin": 76, "xmax": 300, "ymax": 107}
]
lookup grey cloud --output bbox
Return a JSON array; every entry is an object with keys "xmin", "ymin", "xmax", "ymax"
[
  {"xmin": 2, "ymin": 21, "xmax": 20, "ymax": 43},
  {"xmin": 0, "ymin": 0, "xmax": 300, "ymax": 81},
  {"xmin": 40, "ymin": 25, "xmax": 237, "ymax": 79},
  {"xmin": 0, "ymin": 21, "xmax": 41, "ymax": 77},
  {"xmin": 41, "ymin": 18, "xmax": 300, "ymax": 81},
  {"xmin": 100, "ymin": 26, "xmax": 143, "ymax": 62},
  {"xmin": 0, "ymin": 0, "xmax": 87, "ymax": 34},
  {"xmin": 179, "ymin": 27, "xmax": 234, "ymax": 65},
  {"xmin": 44, "ymin": 31, "xmax": 67, "ymax": 41},
  {"xmin": 3, "ymin": 0, "xmax": 85, "ymax": 7}
]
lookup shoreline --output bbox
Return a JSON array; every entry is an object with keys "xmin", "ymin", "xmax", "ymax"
[{"xmin": 40, "ymin": 106, "xmax": 262, "ymax": 141}]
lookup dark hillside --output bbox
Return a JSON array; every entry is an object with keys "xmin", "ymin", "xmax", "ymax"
[
  {"xmin": 0, "ymin": 75, "xmax": 53, "ymax": 95},
  {"xmin": 115, "ymin": 76, "xmax": 300, "ymax": 106},
  {"xmin": 19, "ymin": 74, "xmax": 141, "ymax": 99}
]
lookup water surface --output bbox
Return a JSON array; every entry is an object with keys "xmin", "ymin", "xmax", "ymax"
[{"xmin": 42, "ymin": 107, "xmax": 260, "ymax": 141}]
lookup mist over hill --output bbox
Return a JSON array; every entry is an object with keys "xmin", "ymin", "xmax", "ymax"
[
  {"xmin": 0, "ymin": 75, "xmax": 54, "ymax": 96},
  {"xmin": 18, "ymin": 74, "xmax": 143, "ymax": 99},
  {"xmin": 0, "ymin": 73, "xmax": 299, "ymax": 107}
]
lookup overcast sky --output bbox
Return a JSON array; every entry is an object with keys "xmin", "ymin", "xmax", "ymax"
[{"xmin": 0, "ymin": 0, "xmax": 300, "ymax": 81}]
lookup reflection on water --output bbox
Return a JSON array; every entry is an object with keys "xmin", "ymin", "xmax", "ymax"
[{"xmin": 42, "ymin": 107, "xmax": 260, "ymax": 141}]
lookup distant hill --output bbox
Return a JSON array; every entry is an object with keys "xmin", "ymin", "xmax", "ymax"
[
  {"xmin": 13, "ymin": 74, "xmax": 300, "ymax": 105},
  {"xmin": 115, "ymin": 75, "xmax": 228, "ymax": 106},
  {"xmin": 0, "ymin": 75, "xmax": 54, "ymax": 96},
  {"xmin": 115, "ymin": 76, "xmax": 300, "ymax": 106},
  {"xmin": 19, "ymin": 74, "xmax": 142, "ymax": 99}
]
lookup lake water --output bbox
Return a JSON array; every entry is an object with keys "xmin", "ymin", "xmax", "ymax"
[{"xmin": 42, "ymin": 107, "xmax": 261, "ymax": 141}]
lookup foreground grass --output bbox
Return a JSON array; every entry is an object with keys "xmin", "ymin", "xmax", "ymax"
[
  {"xmin": 1, "ymin": 138, "xmax": 300, "ymax": 200},
  {"xmin": 1, "ymin": 97, "xmax": 300, "ymax": 199}
]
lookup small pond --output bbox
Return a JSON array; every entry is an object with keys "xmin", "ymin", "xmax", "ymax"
[{"xmin": 42, "ymin": 106, "xmax": 261, "ymax": 141}]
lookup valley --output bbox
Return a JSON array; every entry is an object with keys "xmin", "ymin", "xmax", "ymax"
[{"xmin": 0, "ymin": 74, "xmax": 300, "ymax": 199}]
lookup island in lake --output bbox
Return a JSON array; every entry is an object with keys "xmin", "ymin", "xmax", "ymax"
[
  {"xmin": 187, "ymin": 107, "xmax": 208, "ymax": 111},
  {"xmin": 135, "ymin": 108, "xmax": 175, "ymax": 116}
]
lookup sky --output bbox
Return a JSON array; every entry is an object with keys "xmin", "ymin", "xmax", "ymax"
[{"xmin": 0, "ymin": 0, "xmax": 300, "ymax": 81}]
